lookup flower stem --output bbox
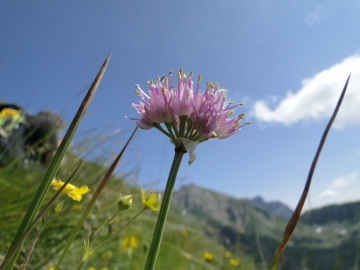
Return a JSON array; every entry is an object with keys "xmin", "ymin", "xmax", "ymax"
[
  {"xmin": 78, "ymin": 208, "xmax": 146, "ymax": 270},
  {"xmin": 92, "ymin": 208, "xmax": 146, "ymax": 255},
  {"xmin": 153, "ymin": 123, "xmax": 171, "ymax": 138},
  {"xmin": 144, "ymin": 147, "xmax": 186, "ymax": 270},
  {"xmin": 90, "ymin": 209, "xmax": 121, "ymax": 246},
  {"xmin": 164, "ymin": 123, "xmax": 177, "ymax": 142},
  {"xmin": 53, "ymin": 127, "xmax": 137, "ymax": 270},
  {"xmin": 178, "ymin": 116, "xmax": 187, "ymax": 138}
]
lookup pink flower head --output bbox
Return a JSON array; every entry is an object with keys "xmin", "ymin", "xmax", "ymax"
[
  {"xmin": 130, "ymin": 79, "xmax": 174, "ymax": 129},
  {"xmin": 129, "ymin": 69, "xmax": 248, "ymax": 148}
]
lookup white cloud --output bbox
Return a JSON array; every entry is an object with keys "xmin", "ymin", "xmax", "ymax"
[
  {"xmin": 318, "ymin": 172, "xmax": 358, "ymax": 200},
  {"xmin": 318, "ymin": 188, "xmax": 336, "ymax": 199},
  {"xmin": 252, "ymin": 54, "xmax": 360, "ymax": 129},
  {"xmin": 330, "ymin": 172, "xmax": 357, "ymax": 188}
]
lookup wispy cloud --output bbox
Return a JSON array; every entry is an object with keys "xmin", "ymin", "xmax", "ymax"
[
  {"xmin": 251, "ymin": 54, "xmax": 360, "ymax": 129},
  {"xmin": 305, "ymin": 5, "xmax": 325, "ymax": 26},
  {"xmin": 318, "ymin": 172, "xmax": 357, "ymax": 199}
]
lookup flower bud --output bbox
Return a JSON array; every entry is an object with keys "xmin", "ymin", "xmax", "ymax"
[
  {"xmin": 141, "ymin": 186, "xmax": 161, "ymax": 211},
  {"xmin": 117, "ymin": 194, "xmax": 133, "ymax": 211},
  {"xmin": 50, "ymin": 200, "xmax": 63, "ymax": 215}
]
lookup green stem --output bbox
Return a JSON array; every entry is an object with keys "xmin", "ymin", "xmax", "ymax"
[
  {"xmin": 90, "ymin": 209, "xmax": 121, "ymax": 246},
  {"xmin": 178, "ymin": 116, "xmax": 187, "ymax": 138},
  {"xmin": 1, "ymin": 55, "xmax": 110, "ymax": 270},
  {"xmin": 92, "ymin": 208, "xmax": 146, "ymax": 254},
  {"xmin": 184, "ymin": 119, "xmax": 194, "ymax": 138},
  {"xmin": 54, "ymin": 126, "xmax": 137, "ymax": 270},
  {"xmin": 78, "ymin": 208, "xmax": 146, "ymax": 270},
  {"xmin": 20, "ymin": 218, "xmax": 47, "ymax": 270},
  {"xmin": 164, "ymin": 123, "xmax": 177, "ymax": 143},
  {"xmin": 144, "ymin": 147, "xmax": 186, "ymax": 270},
  {"xmin": 270, "ymin": 254, "xmax": 279, "ymax": 270},
  {"xmin": 153, "ymin": 123, "xmax": 171, "ymax": 138},
  {"xmin": 171, "ymin": 121, "xmax": 180, "ymax": 138},
  {"xmin": 77, "ymin": 260, "xmax": 86, "ymax": 270},
  {"xmin": 190, "ymin": 133, "xmax": 202, "ymax": 142},
  {"xmin": 0, "ymin": 162, "xmax": 83, "ymax": 270}
]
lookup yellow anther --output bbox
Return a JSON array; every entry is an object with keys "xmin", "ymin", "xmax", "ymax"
[
  {"xmin": 197, "ymin": 74, "xmax": 202, "ymax": 83},
  {"xmin": 238, "ymin": 112, "xmax": 245, "ymax": 119},
  {"xmin": 189, "ymin": 71, "xmax": 193, "ymax": 78},
  {"xmin": 163, "ymin": 77, "xmax": 168, "ymax": 86},
  {"xmin": 234, "ymin": 122, "xmax": 240, "ymax": 128},
  {"xmin": 211, "ymin": 93, "xmax": 216, "ymax": 98},
  {"xmin": 161, "ymin": 86, "xmax": 166, "ymax": 95},
  {"xmin": 135, "ymin": 89, "xmax": 141, "ymax": 95},
  {"xmin": 215, "ymin": 82, "xmax": 219, "ymax": 89},
  {"xmin": 228, "ymin": 110, "xmax": 234, "ymax": 116},
  {"xmin": 177, "ymin": 71, "xmax": 182, "ymax": 80}
]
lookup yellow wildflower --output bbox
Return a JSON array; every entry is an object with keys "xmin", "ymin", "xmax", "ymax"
[
  {"xmin": 122, "ymin": 236, "xmax": 138, "ymax": 250},
  {"xmin": 229, "ymin": 259, "xmax": 239, "ymax": 266},
  {"xmin": 0, "ymin": 108, "xmax": 24, "ymax": 135},
  {"xmin": 224, "ymin": 251, "xmax": 232, "ymax": 258},
  {"xmin": 88, "ymin": 267, "xmax": 96, "ymax": 270},
  {"xmin": 48, "ymin": 267, "xmax": 55, "ymax": 270},
  {"xmin": 182, "ymin": 230, "xmax": 189, "ymax": 237},
  {"xmin": 72, "ymin": 204, "xmax": 83, "ymax": 211},
  {"xmin": 51, "ymin": 179, "xmax": 90, "ymax": 201},
  {"xmin": 203, "ymin": 252, "xmax": 214, "ymax": 261},
  {"xmin": 101, "ymin": 251, "xmax": 113, "ymax": 260},
  {"xmin": 141, "ymin": 186, "xmax": 161, "ymax": 211}
]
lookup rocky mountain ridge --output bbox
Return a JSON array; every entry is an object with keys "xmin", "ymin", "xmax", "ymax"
[{"xmin": 171, "ymin": 183, "xmax": 360, "ymax": 270}]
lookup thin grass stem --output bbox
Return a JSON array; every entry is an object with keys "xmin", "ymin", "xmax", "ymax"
[{"xmin": 53, "ymin": 126, "xmax": 137, "ymax": 270}]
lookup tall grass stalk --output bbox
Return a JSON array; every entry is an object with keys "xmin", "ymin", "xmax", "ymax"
[
  {"xmin": 1, "ymin": 55, "xmax": 111, "ymax": 270},
  {"xmin": 270, "ymin": 74, "xmax": 351, "ymax": 270},
  {"xmin": 54, "ymin": 126, "xmax": 138, "ymax": 269},
  {"xmin": 0, "ymin": 160, "xmax": 84, "ymax": 270}
]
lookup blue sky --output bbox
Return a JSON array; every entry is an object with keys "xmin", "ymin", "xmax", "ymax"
[{"xmin": 1, "ymin": 1, "xmax": 360, "ymax": 210}]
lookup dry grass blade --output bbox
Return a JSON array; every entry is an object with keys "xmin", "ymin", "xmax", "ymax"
[
  {"xmin": 270, "ymin": 74, "xmax": 351, "ymax": 270},
  {"xmin": 53, "ymin": 126, "xmax": 138, "ymax": 270}
]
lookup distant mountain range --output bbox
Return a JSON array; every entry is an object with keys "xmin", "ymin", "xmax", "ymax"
[{"xmin": 172, "ymin": 184, "xmax": 360, "ymax": 270}]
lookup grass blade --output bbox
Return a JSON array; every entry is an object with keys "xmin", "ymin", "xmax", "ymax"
[
  {"xmin": 1, "ymin": 55, "xmax": 111, "ymax": 270},
  {"xmin": 54, "ymin": 126, "xmax": 138, "ymax": 269},
  {"xmin": 270, "ymin": 74, "xmax": 351, "ymax": 270}
]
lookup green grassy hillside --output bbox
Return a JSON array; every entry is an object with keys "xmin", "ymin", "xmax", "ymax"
[{"xmin": 0, "ymin": 152, "xmax": 255, "ymax": 270}]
